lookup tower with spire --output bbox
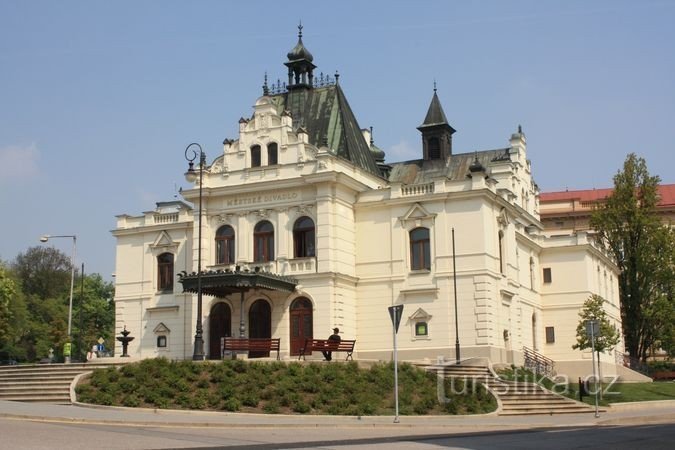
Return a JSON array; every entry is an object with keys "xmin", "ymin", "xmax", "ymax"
[
  {"xmin": 284, "ymin": 23, "xmax": 316, "ymax": 90},
  {"xmin": 417, "ymin": 84, "xmax": 456, "ymax": 161}
]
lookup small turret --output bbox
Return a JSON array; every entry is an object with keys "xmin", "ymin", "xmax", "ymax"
[
  {"xmin": 284, "ymin": 23, "xmax": 317, "ymax": 90},
  {"xmin": 417, "ymin": 83, "xmax": 456, "ymax": 160}
]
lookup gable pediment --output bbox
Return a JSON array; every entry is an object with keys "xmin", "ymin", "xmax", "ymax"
[
  {"xmin": 409, "ymin": 307, "xmax": 432, "ymax": 321},
  {"xmin": 150, "ymin": 230, "xmax": 178, "ymax": 251},
  {"xmin": 399, "ymin": 203, "xmax": 436, "ymax": 228},
  {"xmin": 153, "ymin": 322, "xmax": 171, "ymax": 334}
]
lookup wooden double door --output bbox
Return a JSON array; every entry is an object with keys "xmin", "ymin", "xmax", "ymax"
[{"xmin": 290, "ymin": 297, "xmax": 313, "ymax": 356}]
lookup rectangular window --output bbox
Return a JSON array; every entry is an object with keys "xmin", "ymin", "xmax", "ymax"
[
  {"xmin": 157, "ymin": 336, "xmax": 167, "ymax": 348},
  {"xmin": 415, "ymin": 322, "xmax": 428, "ymax": 336},
  {"xmin": 545, "ymin": 326, "xmax": 555, "ymax": 344},
  {"xmin": 543, "ymin": 267, "xmax": 552, "ymax": 283}
]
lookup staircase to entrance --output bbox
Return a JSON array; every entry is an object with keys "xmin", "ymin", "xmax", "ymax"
[
  {"xmin": 0, "ymin": 363, "xmax": 118, "ymax": 404},
  {"xmin": 428, "ymin": 359, "xmax": 598, "ymax": 416}
]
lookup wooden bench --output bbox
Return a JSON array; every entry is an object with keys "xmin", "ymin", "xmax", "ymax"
[
  {"xmin": 298, "ymin": 338, "xmax": 356, "ymax": 361},
  {"xmin": 221, "ymin": 337, "xmax": 281, "ymax": 360}
]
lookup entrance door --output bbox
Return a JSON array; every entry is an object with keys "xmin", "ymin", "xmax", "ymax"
[
  {"xmin": 290, "ymin": 297, "xmax": 313, "ymax": 356},
  {"xmin": 248, "ymin": 299, "xmax": 271, "ymax": 358},
  {"xmin": 209, "ymin": 303, "xmax": 231, "ymax": 359}
]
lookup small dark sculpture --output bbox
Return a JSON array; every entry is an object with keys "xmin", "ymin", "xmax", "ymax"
[{"xmin": 116, "ymin": 326, "xmax": 135, "ymax": 357}]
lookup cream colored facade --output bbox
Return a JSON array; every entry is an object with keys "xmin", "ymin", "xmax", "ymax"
[{"xmin": 112, "ymin": 32, "xmax": 627, "ymax": 380}]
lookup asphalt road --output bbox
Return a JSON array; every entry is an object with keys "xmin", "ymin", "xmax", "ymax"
[{"xmin": 1, "ymin": 418, "xmax": 674, "ymax": 450}]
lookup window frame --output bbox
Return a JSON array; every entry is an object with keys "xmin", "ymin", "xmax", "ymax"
[
  {"xmin": 267, "ymin": 142, "xmax": 278, "ymax": 166},
  {"xmin": 254, "ymin": 220, "xmax": 275, "ymax": 262},
  {"xmin": 545, "ymin": 326, "xmax": 555, "ymax": 344},
  {"xmin": 410, "ymin": 227, "xmax": 431, "ymax": 271},
  {"xmin": 157, "ymin": 335, "xmax": 167, "ymax": 348},
  {"xmin": 215, "ymin": 225, "xmax": 235, "ymax": 265},
  {"xmin": 293, "ymin": 216, "xmax": 316, "ymax": 258},
  {"xmin": 251, "ymin": 145, "xmax": 261, "ymax": 168},
  {"xmin": 543, "ymin": 267, "xmax": 552, "ymax": 283},
  {"xmin": 157, "ymin": 252, "xmax": 174, "ymax": 292}
]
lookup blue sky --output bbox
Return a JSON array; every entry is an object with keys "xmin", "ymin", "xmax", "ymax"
[{"xmin": 1, "ymin": 0, "xmax": 674, "ymax": 280}]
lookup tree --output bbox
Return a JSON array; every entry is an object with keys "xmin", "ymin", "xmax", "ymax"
[
  {"xmin": 572, "ymin": 294, "xmax": 621, "ymax": 354},
  {"xmin": 0, "ymin": 262, "xmax": 29, "ymax": 360},
  {"xmin": 0, "ymin": 264, "xmax": 17, "ymax": 344},
  {"xmin": 13, "ymin": 246, "xmax": 72, "ymax": 299},
  {"xmin": 590, "ymin": 153, "xmax": 675, "ymax": 364}
]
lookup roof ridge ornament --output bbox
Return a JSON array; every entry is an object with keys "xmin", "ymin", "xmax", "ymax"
[{"xmin": 262, "ymin": 72, "xmax": 269, "ymax": 96}]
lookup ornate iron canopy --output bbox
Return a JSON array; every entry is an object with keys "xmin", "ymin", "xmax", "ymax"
[{"xmin": 178, "ymin": 267, "xmax": 298, "ymax": 298}]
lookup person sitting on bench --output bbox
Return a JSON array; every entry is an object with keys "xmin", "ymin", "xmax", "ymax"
[{"xmin": 322, "ymin": 328, "xmax": 341, "ymax": 361}]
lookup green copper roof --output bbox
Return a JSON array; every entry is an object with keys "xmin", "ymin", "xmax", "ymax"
[
  {"xmin": 269, "ymin": 84, "xmax": 381, "ymax": 177},
  {"xmin": 388, "ymin": 148, "xmax": 511, "ymax": 184}
]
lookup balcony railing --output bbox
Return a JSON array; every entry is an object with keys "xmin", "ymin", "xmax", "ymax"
[
  {"xmin": 401, "ymin": 182, "xmax": 434, "ymax": 197},
  {"xmin": 153, "ymin": 213, "xmax": 179, "ymax": 224}
]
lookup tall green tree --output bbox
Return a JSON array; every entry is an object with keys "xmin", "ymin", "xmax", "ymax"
[
  {"xmin": 74, "ymin": 273, "xmax": 115, "ymax": 360},
  {"xmin": 572, "ymin": 294, "xmax": 621, "ymax": 354},
  {"xmin": 590, "ymin": 153, "xmax": 675, "ymax": 363},
  {"xmin": 0, "ymin": 262, "xmax": 29, "ymax": 360}
]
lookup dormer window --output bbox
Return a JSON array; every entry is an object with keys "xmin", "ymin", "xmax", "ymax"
[
  {"xmin": 251, "ymin": 145, "xmax": 261, "ymax": 167},
  {"xmin": 268, "ymin": 143, "xmax": 278, "ymax": 165}
]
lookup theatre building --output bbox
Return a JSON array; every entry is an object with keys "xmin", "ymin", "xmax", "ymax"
[{"xmin": 112, "ymin": 28, "xmax": 634, "ymax": 379}]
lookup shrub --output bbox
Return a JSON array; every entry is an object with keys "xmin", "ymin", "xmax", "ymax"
[
  {"xmin": 122, "ymin": 395, "xmax": 140, "ymax": 407},
  {"xmin": 222, "ymin": 397, "xmax": 240, "ymax": 412},
  {"xmin": 263, "ymin": 400, "xmax": 280, "ymax": 414}
]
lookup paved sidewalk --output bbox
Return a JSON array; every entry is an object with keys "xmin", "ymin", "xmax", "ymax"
[{"xmin": 1, "ymin": 399, "xmax": 674, "ymax": 431}]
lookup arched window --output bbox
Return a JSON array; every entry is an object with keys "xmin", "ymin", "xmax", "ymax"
[
  {"xmin": 410, "ymin": 227, "xmax": 430, "ymax": 270},
  {"xmin": 267, "ymin": 143, "xmax": 278, "ymax": 165},
  {"xmin": 293, "ymin": 216, "xmax": 315, "ymax": 258},
  {"xmin": 428, "ymin": 137, "xmax": 440, "ymax": 159},
  {"xmin": 498, "ymin": 230, "xmax": 505, "ymax": 275},
  {"xmin": 157, "ymin": 252, "xmax": 174, "ymax": 292},
  {"xmin": 215, "ymin": 225, "xmax": 235, "ymax": 265},
  {"xmin": 254, "ymin": 221, "xmax": 274, "ymax": 262},
  {"xmin": 251, "ymin": 145, "xmax": 261, "ymax": 167}
]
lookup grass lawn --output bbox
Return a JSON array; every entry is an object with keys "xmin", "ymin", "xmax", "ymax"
[
  {"xmin": 576, "ymin": 381, "xmax": 675, "ymax": 406},
  {"xmin": 496, "ymin": 366, "xmax": 675, "ymax": 407},
  {"xmin": 75, "ymin": 358, "xmax": 497, "ymax": 415}
]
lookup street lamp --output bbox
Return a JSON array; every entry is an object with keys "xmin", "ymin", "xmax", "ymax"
[
  {"xmin": 39, "ymin": 234, "xmax": 76, "ymax": 363},
  {"xmin": 185, "ymin": 143, "xmax": 206, "ymax": 361}
]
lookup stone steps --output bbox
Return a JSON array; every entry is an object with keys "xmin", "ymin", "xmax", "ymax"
[
  {"xmin": 0, "ymin": 363, "xmax": 118, "ymax": 404},
  {"xmin": 427, "ymin": 362, "xmax": 597, "ymax": 416}
]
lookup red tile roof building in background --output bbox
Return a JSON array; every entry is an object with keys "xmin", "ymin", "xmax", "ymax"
[{"xmin": 539, "ymin": 184, "xmax": 675, "ymax": 233}]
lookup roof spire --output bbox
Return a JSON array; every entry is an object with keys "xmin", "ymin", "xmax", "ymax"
[
  {"xmin": 433, "ymin": 79, "xmax": 437, "ymax": 93},
  {"xmin": 285, "ymin": 23, "xmax": 316, "ymax": 89},
  {"xmin": 262, "ymin": 72, "xmax": 269, "ymax": 96},
  {"xmin": 369, "ymin": 126, "xmax": 374, "ymax": 146}
]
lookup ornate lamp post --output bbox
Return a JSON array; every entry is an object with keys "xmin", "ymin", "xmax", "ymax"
[
  {"xmin": 185, "ymin": 143, "xmax": 206, "ymax": 360},
  {"xmin": 39, "ymin": 234, "xmax": 76, "ymax": 363}
]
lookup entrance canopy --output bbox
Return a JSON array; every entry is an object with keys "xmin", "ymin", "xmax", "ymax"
[{"xmin": 178, "ymin": 267, "xmax": 298, "ymax": 297}]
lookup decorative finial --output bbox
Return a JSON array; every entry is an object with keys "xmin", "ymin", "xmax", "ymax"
[
  {"xmin": 335, "ymin": 70, "xmax": 340, "ymax": 84},
  {"xmin": 262, "ymin": 72, "xmax": 269, "ymax": 96},
  {"xmin": 433, "ymin": 80, "xmax": 437, "ymax": 93},
  {"xmin": 298, "ymin": 21, "xmax": 303, "ymax": 39},
  {"xmin": 518, "ymin": 124, "xmax": 523, "ymax": 134},
  {"xmin": 369, "ymin": 126, "xmax": 374, "ymax": 145}
]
